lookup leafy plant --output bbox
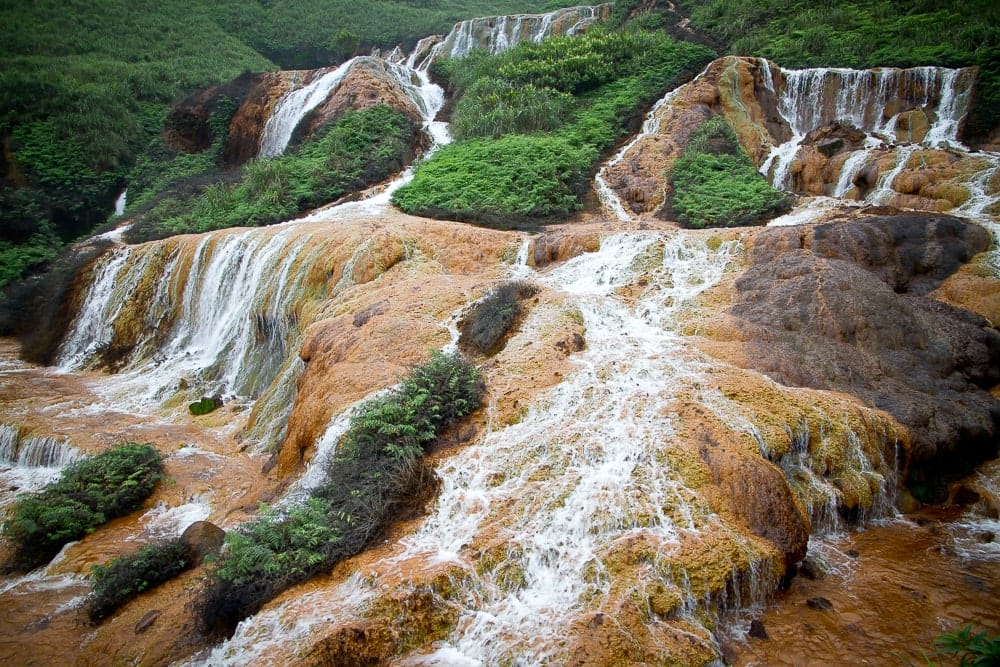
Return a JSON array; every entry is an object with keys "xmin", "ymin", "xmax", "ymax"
[
  {"xmin": 124, "ymin": 105, "xmax": 415, "ymax": 243},
  {"xmin": 459, "ymin": 280, "xmax": 539, "ymax": 355},
  {"xmin": 3, "ymin": 443, "xmax": 164, "ymax": 569},
  {"xmin": 88, "ymin": 538, "xmax": 191, "ymax": 623},
  {"xmin": 932, "ymin": 625, "xmax": 1000, "ymax": 666},
  {"xmin": 668, "ymin": 116, "xmax": 790, "ymax": 228},
  {"xmin": 198, "ymin": 351, "xmax": 483, "ymax": 636}
]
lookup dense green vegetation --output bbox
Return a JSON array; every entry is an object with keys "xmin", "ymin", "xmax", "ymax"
[
  {"xmin": 668, "ymin": 117, "xmax": 790, "ymax": 228},
  {"xmin": 459, "ymin": 281, "xmax": 539, "ymax": 355},
  {"xmin": 213, "ymin": 0, "xmax": 557, "ymax": 69},
  {"xmin": 199, "ymin": 351, "xmax": 483, "ymax": 636},
  {"xmin": 88, "ymin": 538, "xmax": 192, "ymax": 622},
  {"xmin": 393, "ymin": 28, "xmax": 714, "ymax": 225},
  {"xmin": 2, "ymin": 443, "xmax": 164, "ymax": 570},
  {"xmin": 125, "ymin": 105, "xmax": 415, "ymax": 243},
  {"xmin": 920, "ymin": 625, "xmax": 1000, "ymax": 666},
  {"xmin": 0, "ymin": 0, "xmax": 553, "ymax": 290},
  {"xmin": 675, "ymin": 0, "xmax": 1000, "ymax": 138}
]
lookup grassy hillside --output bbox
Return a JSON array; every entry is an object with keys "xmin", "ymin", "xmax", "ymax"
[
  {"xmin": 0, "ymin": 0, "xmax": 552, "ymax": 291},
  {"xmin": 392, "ymin": 26, "xmax": 714, "ymax": 226}
]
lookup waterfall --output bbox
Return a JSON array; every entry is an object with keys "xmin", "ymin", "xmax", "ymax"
[
  {"xmin": 57, "ymin": 227, "xmax": 324, "ymax": 413},
  {"xmin": 761, "ymin": 63, "xmax": 977, "ymax": 190},
  {"xmin": 430, "ymin": 4, "xmax": 609, "ymax": 60},
  {"xmin": 258, "ymin": 58, "xmax": 359, "ymax": 158},
  {"xmin": 384, "ymin": 233, "xmax": 766, "ymax": 662},
  {"xmin": 0, "ymin": 423, "xmax": 82, "ymax": 510},
  {"xmin": 113, "ymin": 188, "xmax": 127, "ymax": 216}
]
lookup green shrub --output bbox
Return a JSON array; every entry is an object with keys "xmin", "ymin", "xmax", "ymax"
[
  {"xmin": 398, "ymin": 28, "xmax": 713, "ymax": 225},
  {"xmin": 918, "ymin": 625, "xmax": 1000, "ymax": 666},
  {"xmin": 459, "ymin": 281, "xmax": 539, "ymax": 355},
  {"xmin": 88, "ymin": 538, "xmax": 191, "ymax": 623},
  {"xmin": 668, "ymin": 116, "xmax": 790, "ymax": 228},
  {"xmin": 3, "ymin": 443, "xmax": 164, "ymax": 569},
  {"xmin": 392, "ymin": 135, "xmax": 596, "ymax": 227},
  {"xmin": 125, "ymin": 105, "xmax": 415, "ymax": 243},
  {"xmin": 451, "ymin": 78, "xmax": 572, "ymax": 140},
  {"xmin": 198, "ymin": 351, "xmax": 483, "ymax": 636}
]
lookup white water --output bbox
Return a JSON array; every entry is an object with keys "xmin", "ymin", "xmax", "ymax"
[
  {"xmin": 113, "ymin": 188, "xmax": 127, "ymax": 216},
  {"xmin": 0, "ymin": 424, "xmax": 82, "ymax": 509},
  {"xmin": 867, "ymin": 144, "xmax": 919, "ymax": 205},
  {"xmin": 385, "ymin": 233, "xmax": 763, "ymax": 662},
  {"xmin": 760, "ymin": 64, "xmax": 976, "ymax": 191},
  {"xmin": 258, "ymin": 58, "xmax": 359, "ymax": 158},
  {"xmin": 431, "ymin": 4, "xmax": 608, "ymax": 60}
]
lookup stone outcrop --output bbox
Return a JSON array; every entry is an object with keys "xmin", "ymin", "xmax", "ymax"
[
  {"xmin": 729, "ymin": 213, "xmax": 1000, "ymax": 465},
  {"xmin": 165, "ymin": 56, "xmax": 429, "ymax": 170},
  {"xmin": 222, "ymin": 70, "xmax": 306, "ymax": 166}
]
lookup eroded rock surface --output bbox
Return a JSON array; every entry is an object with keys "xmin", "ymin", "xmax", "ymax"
[{"xmin": 729, "ymin": 213, "xmax": 1000, "ymax": 465}]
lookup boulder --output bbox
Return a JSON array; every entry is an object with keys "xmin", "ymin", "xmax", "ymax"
[
  {"xmin": 730, "ymin": 214, "xmax": 1000, "ymax": 467},
  {"xmin": 180, "ymin": 521, "xmax": 225, "ymax": 565}
]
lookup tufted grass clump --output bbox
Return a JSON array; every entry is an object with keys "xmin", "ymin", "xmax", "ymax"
[
  {"xmin": 198, "ymin": 351, "xmax": 484, "ymax": 637},
  {"xmin": 2, "ymin": 443, "xmax": 164, "ymax": 570},
  {"xmin": 668, "ymin": 116, "xmax": 790, "ymax": 228},
  {"xmin": 459, "ymin": 280, "xmax": 539, "ymax": 356},
  {"xmin": 87, "ymin": 537, "xmax": 191, "ymax": 623}
]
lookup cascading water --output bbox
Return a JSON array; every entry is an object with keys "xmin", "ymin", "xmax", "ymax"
[
  {"xmin": 760, "ymin": 63, "xmax": 976, "ymax": 191},
  {"xmin": 430, "ymin": 4, "xmax": 609, "ymax": 59},
  {"xmin": 191, "ymin": 230, "xmax": 790, "ymax": 665},
  {"xmin": 0, "ymin": 423, "xmax": 82, "ymax": 509},
  {"xmin": 257, "ymin": 58, "xmax": 359, "ymax": 158}
]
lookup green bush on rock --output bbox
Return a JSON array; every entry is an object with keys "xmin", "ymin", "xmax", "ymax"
[
  {"xmin": 459, "ymin": 281, "xmax": 539, "ymax": 355},
  {"xmin": 198, "ymin": 351, "xmax": 484, "ymax": 637},
  {"xmin": 125, "ymin": 104, "xmax": 416, "ymax": 243},
  {"xmin": 394, "ymin": 28, "xmax": 714, "ymax": 226},
  {"xmin": 88, "ymin": 538, "xmax": 191, "ymax": 623},
  {"xmin": 668, "ymin": 116, "xmax": 790, "ymax": 228},
  {"xmin": 2, "ymin": 443, "xmax": 165, "ymax": 569}
]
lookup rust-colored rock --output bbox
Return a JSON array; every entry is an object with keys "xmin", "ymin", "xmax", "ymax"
[
  {"xmin": 180, "ymin": 521, "xmax": 225, "ymax": 565},
  {"xmin": 699, "ymin": 442, "xmax": 810, "ymax": 567}
]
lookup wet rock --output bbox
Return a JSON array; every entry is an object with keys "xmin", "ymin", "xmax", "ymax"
[
  {"xmin": 134, "ymin": 609, "xmax": 161, "ymax": 634},
  {"xmin": 749, "ymin": 618, "xmax": 769, "ymax": 640},
  {"xmin": 699, "ymin": 442, "xmax": 809, "ymax": 567},
  {"xmin": 529, "ymin": 231, "xmax": 601, "ymax": 268},
  {"xmin": 731, "ymin": 214, "xmax": 1000, "ymax": 467},
  {"xmin": 296, "ymin": 57, "xmax": 427, "ymax": 143},
  {"xmin": 798, "ymin": 555, "xmax": 827, "ymax": 581},
  {"xmin": 180, "ymin": 521, "xmax": 225, "ymax": 565},
  {"xmin": 806, "ymin": 596, "xmax": 834, "ymax": 611},
  {"xmin": 223, "ymin": 71, "xmax": 303, "ymax": 166},
  {"xmin": 188, "ymin": 396, "xmax": 222, "ymax": 416},
  {"xmin": 353, "ymin": 301, "xmax": 387, "ymax": 328}
]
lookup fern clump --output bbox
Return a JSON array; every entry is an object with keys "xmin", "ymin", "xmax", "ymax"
[
  {"xmin": 88, "ymin": 538, "xmax": 191, "ymax": 622},
  {"xmin": 198, "ymin": 351, "xmax": 483, "ymax": 636},
  {"xmin": 3, "ymin": 443, "xmax": 164, "ymax": 570},
  {"xmin": 668, "ymin": 116, "xmax": 790, "ymax": 228}
]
